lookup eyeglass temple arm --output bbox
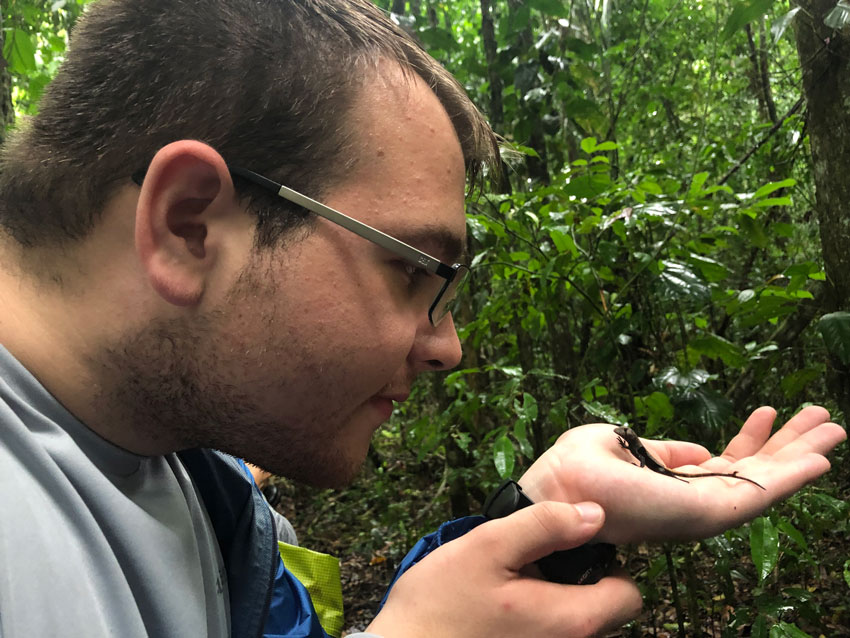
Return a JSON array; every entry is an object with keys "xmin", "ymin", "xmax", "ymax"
[{"xmin": 228, "ymin": 166, "xmax": 454, "ymax": 279}]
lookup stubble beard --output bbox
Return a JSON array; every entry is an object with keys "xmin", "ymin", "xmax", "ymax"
[{"xmin": 93, "ymin": 268, "xmax": 368, "ymax": 488}]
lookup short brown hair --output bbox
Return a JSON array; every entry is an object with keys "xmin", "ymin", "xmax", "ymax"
[{"xmin": 0, "ymin": 0, "xmax": 497, "ymax": 249}]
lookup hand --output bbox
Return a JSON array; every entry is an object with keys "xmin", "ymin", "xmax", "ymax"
[
  {"xmin": 366, "ymin": 501, "xmax": 641, "ymax": 638},
  {"xmin": 518, "ymin": 406, "xmax": 846, "ymax": 544}
]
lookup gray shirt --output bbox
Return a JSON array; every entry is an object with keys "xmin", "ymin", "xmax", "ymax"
[{"xmin": 0, "ymin": 346, "xmax": 230, "ymax": 637}]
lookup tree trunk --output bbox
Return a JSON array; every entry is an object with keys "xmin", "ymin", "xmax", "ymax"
[
  {"xmin": 794, "ymin": 2, "xmax": 850, "ymax": 415},
  {"xmin": 479, "ymin": 0, "xmax": 503, "ymax": 131}
]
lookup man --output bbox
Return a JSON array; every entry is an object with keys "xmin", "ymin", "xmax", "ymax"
[{"xmin": 0, "ymin": 0, "xmax": 844, "ymax": 636}]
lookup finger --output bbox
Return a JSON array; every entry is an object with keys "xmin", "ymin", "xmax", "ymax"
[
  {"xmin": 505, "ymin": 566, "xmax": 642, "ymax": 636},
  {"xmin": 474, "ymin": 501, "xmax": 605, "ymax": 572},
  {"xmin": 644, "ymin": 439, "xmax": 712, "ymax": 468},
  {"xmin": 720, "ymin": 406, "xmax": 777, "ymax": 460},
  {"xmin": 758, "ymin": 406, "xmax": 833, "ymax": 455},
  {"xmin": 769, "ymin": 422, "xmax": 847, "ymax": 463}
]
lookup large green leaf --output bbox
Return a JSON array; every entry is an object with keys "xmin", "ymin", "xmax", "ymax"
[
  {"xmin": 780, "ymin": 367, "xmax": 820, "ymax": 398},
  {"xmin": 676, "ymin": 387, "xmax": 733, "ymax": 430},
  {"xmin": 687, "ymin": 254, "xmax": 731, "ymax": 282},
  {"xmin": 689, "ymin": 334, "xmax": 747, "ymax": 368},
  {"xmin": 818, "ymin": 312, "xmax": 850, "ymax": 365},
  {"xmin": 633, "ymin": 391, "xmax": 673, "ymax": 435},
  {"xmin": 4, "ymin": 28, "xmax": 37, "ymax": 74},
  {"xmin": 777, "ymin": 519, "xmax": 808, "ymax": 551},
  {"xmin": 753, "ymin": 178, "xmax": 796, "ymax": 199},
  {"xmin": 655, "ymin": 367, "xmax": 710, "ymax": 391},
  {"xmin": 771, "ymin": 6, "xmax": 801, "ymax": 44},
  {"xmin": 722, "ymin": 0, "xmax": 775, "ymax": 41},
  {"xmin": 657, "ymin": 260, "xmax": 711, "ymax": 301},
  {"xmin": 750, "ymin": 516, "xmax": 780, "ymax": 583},
  {"xmin": 581, "ymin": 400, "xmax": 628, "ymax": 425},
  {"xmin": 769, "ymin": 623, "xmax": 814, "ymax": 638},
  {"xmin": 493, "ymin": 435, "xmax": 516, "ymax": 478}
]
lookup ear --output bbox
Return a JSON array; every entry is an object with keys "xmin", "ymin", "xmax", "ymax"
[{"xmin": 134, "ymin": 141, "xmax": 239, "ymax": 306}]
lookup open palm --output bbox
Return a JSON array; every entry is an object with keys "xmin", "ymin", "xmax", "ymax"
[{"xmin": 518, "ymin": 406, "xmax": 846, "ymax": 544}]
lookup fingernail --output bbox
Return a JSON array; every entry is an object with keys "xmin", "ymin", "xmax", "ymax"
[{"xmin": 575, "ymin": 502, "xmax": 603, "ymax": 523}]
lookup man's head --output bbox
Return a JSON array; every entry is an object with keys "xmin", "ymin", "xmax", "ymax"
[
  {"xmin": 0, "ymin": 0, "xmax": 497, "ymax": 487},
  {"xmin": 0, "ymin": 0, "xmax": 496, "ymax": 249}
]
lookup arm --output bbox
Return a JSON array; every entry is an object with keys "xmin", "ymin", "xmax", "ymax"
[{"xmin": 520, "ymin": 406, "xmax": 845, "ymax": 544}]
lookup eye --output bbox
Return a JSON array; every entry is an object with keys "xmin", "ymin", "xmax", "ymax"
[{"xmin": 397, "ymin": 261, "xmax": 430, "ymax": 287}]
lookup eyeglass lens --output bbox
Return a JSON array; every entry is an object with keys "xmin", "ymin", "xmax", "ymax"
[{"xmin": 430, "ymin": 265, "xmax": 470, "ymax": 326}]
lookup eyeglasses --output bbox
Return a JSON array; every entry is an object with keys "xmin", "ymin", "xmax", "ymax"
[{"xmin": 228, "ymin": 166, "xmax": 469, "ymax": 327}]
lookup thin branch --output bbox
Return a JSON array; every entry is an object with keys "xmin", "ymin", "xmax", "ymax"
[{"xmin": 718, "ymin": 95, "xmax": 804, "ymax": 185}]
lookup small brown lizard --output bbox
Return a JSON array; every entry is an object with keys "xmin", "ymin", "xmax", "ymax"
[{"xmin": 613, "ymin": 426, "xmax": 766, "ymax": 490}]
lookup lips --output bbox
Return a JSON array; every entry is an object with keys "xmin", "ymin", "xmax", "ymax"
[
  {"xmin": 368, "ymin": 391, "xmax": 409, "ymax": 421},
  {"xmin": 377, "ymin": 391, "xmax": 410, "ymax": 403}
]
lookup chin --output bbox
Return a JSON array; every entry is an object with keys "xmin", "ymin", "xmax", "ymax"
[{"xmin": 248, "ymin": 441, "xmax": 369, "ymax": 489}]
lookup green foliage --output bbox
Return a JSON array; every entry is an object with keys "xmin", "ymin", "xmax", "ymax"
[
  {"xmin": 819, "ymin": 312, "xmax": 850, "ymax": 366},
  {"xmin": 371, "ymin": 0, "xmax": 846, "ymax": 632},
  {"xmin": 2, "ymin": 0, "xmax": 91, "ymax": 119},
  {"xmin": 10, "ymin": 0, "xmax": 849, "ymax": 632}
]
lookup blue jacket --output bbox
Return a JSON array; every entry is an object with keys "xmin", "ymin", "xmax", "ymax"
[{"xmin": 178, "ymin": 448, "xmax": 484, "ymax": 638}]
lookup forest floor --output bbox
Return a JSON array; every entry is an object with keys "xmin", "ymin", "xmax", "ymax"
[{"xmin": 270, "ymin": 455, "xmax": 850, "ymax": 638}]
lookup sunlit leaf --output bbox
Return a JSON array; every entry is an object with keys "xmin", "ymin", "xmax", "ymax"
[
  {"xmin": 750, "ymin": 516, "xmax": 780, "ymax": 583},
  {"xmin": 549, "ymin": 227, "xmax": 577, "ymax": 255},
  {"xmin": 493, "ymin": 435, "xmax": 516, "ymax": 478},
  {"xmin": 580, "ymin": 137, "xmax": 598, "ymax": 154},
  {"xmin": 772, "ymin": 6, "xmax": 801, "ymax": 44},
  {"xmin": 657, "ymin": 260, "xmax": 711, "ymax": 301},
  {"xmin": 689, "ymin": 172, "xmax": 709, "ymax": 195},
  {"xmin": 688, "ymin": 254, "xmax": 731, "ymax": 282},
  {"xmin": 769, "ymin": 622, "xmax": 814, "ymax": 638},
  {"xmin": 754, "ymin": 196, "xmax": 792, "ymax": 208},
  {"xmin": 512, "ymin": 144, "xmax": 540, "ymax": 159},
  {"xmin": 722, "ymin": 0, "xmax": 775, "ymax": 41},
  {"xmin": 595, "ymin": 141, "xmax": 618, "ymax": 151},
  {"xmin": 655, "ymin": 367, "xmax": 710, "ymax": 391},
  {"xmin": 4, "ymin": 28, "xmax": 37, "ymax": 74},
  {"xmin": 632, "ymin": 203, "xmax": 677, "ymax": 218},
  {"xmin": 581, "ymin": 400, "xmax": 628, "ymax": 425},
  {"xmin": 753, "ymin": 178, "xmax": 796, "ymax": 199},
  {"xmin": 824, "ymin": 0, "xmax": 850, "ymax": 29}
]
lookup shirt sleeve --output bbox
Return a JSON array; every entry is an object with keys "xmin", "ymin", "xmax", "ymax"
[{"xmin": 378, "ymin": 515, "xmax": 486, "ymax": 609}]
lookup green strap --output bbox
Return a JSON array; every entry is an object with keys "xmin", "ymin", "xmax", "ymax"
[{"xmin": 278, "ymin": 542, "xmax": 344, "ymax": 638}]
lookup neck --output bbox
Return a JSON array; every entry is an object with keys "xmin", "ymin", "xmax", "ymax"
[{"xmin": 0, "ymin": 244, "xmax": 177, "ymax": 456}]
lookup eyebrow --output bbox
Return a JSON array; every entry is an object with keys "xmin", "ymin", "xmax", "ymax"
[{"xmin": 385, "ymin": 225, "xmax": 467, "ymax": 265}]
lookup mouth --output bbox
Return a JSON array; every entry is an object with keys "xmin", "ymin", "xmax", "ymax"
[
  {"xmin": 377, "ymin": 391, "xmax": 410, "ymax": 403},
  {"xmin": 368, "ymin": 391, "xmax": 410, "ymax": 421}
]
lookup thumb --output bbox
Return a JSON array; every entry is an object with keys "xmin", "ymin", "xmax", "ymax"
[{"xmin": 475, "ymin": 501, "xmax": 605, "ymax": 572}]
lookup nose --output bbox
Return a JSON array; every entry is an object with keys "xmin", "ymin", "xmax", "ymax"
[{"xmin": 409, "ymin": 312, "xmax": 463, "ymax": 372}]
